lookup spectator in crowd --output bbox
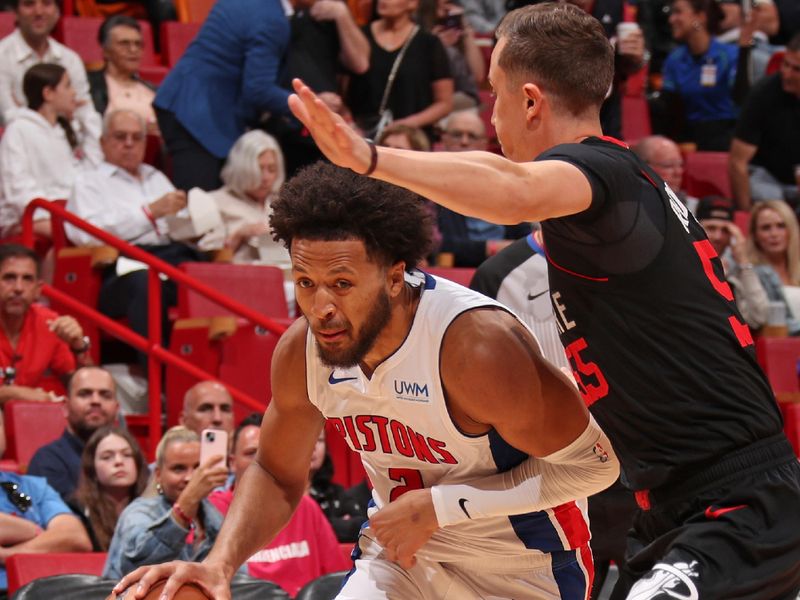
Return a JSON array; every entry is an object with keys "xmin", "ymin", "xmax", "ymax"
[
  {"xmin": 209, "ymin": 414, "xmax": 346, "ymax": 596},
  {"xmin": 418, "ymin": 0, "xmax": 486, "ymax": 110},
  {"xmin": 0, "ymin": 63, "xmax": 101, "ymax": 238},
  {"xmin": 375, "ymin": 124, "xmax": 443, "ymax": 259},
  {"xmin": 747, "ymin": 199, "xmax": 800, "ymax": 334},
  {"xmin": 70, "ymin": 426, "xmax": 149, "ymax": 551},
  {"xmin": 0, "ymin": 471, "xmax": 92, "ymax": 594},
  {"xmin": 347, "ymin": 0, "xmax": 453, "ymax": 141},
  {"xmin": 770, "ymin": 0, "xmax": 800, "ymax": 46},
  {"xmin": 180, "ymin": 381, "xmax": 235, "ymax": 440},
  {"xmin": 632, "ymin": 134, "xmax": 699, "ymax": 214},
  {"xmin": 660, "ymin": 0, "xmax": 752, "ymax": 151},
  {"xmin": 695, "ymin": 196, "xmax": 769, "ymax": 330},
  {"xmin": 153, "ymin": 0, "xmax": 292, "ymax": 191},
  {"xmin": 715, "ymin": 0, "xmax": 778, "ymax": 81},
  {"xmin": 564, "ymin": 0, "xmax": 646, "ymax": 140},
  {"xmin": 0, "ymin": 0, "xmax": 101, "ymax": 137},
  {"xmin": 271, "ymin": 0, "xmax": 370, "ymax": 176},
  {"xmin": 103, "ymin": 426, "xmax": 228, "ymax": 580},
  {"xmin": 204, "ymin": 130, "xmax": 289, "ymax": 268},
  {"xmin": 308, "ymin": 429, "xmax": 369, "ymax": 543},
  {"xmin": 729, "ymin": 32, "xmax": 800, "ymax": 210},
  {"xmin": 435, "ymin": 110, "xmax": 529, "ymax": 267},
  {"xmin": 0, "ymin": 244, "xmax": 92, "ymax": 405},
  {"xmin": 66, "ymin": 109, "xmax": 203, "ymax": 367},
  {"xmin": 376, "ymin": 122, "xmax": 431, "ymax": 151},
  {"xmin": 461, "ymin": 0, "xmax": 506, "ymax": 34},
  {"xmin": 28, "ymin": 366, "xmax": 119, "ymax": 500},
  {"xmin": 88, "ymin": 16, "xmax": 157, "ymax": 132}
]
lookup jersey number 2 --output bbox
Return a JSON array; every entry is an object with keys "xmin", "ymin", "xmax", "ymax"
[{"xmin": 388, "ymin": 468, "xmax": 424, "ymax": 502}]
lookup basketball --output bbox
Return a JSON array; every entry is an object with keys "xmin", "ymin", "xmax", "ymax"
[{"xmin": 139, "ymin": 581, "xmax": 210, "ymax": 600}]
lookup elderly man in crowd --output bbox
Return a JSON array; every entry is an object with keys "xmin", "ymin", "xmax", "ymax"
[
  {"xmin": 66, "ymin": 109, "xmax": 204, "ymax": 367},
  {"xmin": 180, "ymin": 381, "xmax": 235, "ymax": 439},
  {"xmin": 28, "ymin": 366, "xmax": 119, "ymax": 500}
]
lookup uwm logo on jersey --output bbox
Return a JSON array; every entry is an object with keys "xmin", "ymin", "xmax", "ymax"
[
  {"xmin": 327, "ymin": 414, "xmax": 458, "ymax": 465},
  {"xmin": 393, "ymin": 379, "xmax": 430, "ymax": 402}
]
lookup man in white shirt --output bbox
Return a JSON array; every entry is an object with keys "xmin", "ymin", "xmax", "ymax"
[
  {"xmin": 67, "ymin": 109, "xmax": 201, "ymax": 370},
  {"xmin": 0, "ymin": 0, "xmax": 101, "ymax": 140}
]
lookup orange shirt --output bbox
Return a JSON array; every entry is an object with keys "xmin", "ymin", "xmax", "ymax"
[{"xmin": 0, "ymin": 303, "xmax": 76, "ymax": 388}]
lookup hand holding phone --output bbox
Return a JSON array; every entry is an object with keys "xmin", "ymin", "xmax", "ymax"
[{"xmin": 200, "ymin": 428, "xmax": 229, "ymax": 469}]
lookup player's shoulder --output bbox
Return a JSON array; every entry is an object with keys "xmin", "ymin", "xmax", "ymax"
[
  {"xmin": 272, "ymin": 318, "xmax": 309, "ymax": 372},
  {"xmin": 445, "ymin": 307, "xmax": 527, "ymax": 357}
]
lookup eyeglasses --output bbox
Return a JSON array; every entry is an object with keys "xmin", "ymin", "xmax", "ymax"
[
  {"xmin": 110, "ymin": 131, "xmax": 145, "ymax": 143},
  {"xmin": 1, "ymin": 481, "xmax": 32, "ymax": 513},
  {"xmin": 113, "ymin": 39, "xmax": 144, "ymax": 50},
  {"xmin": 443, "ymin": 129, "xmax": 485, "ymax": 142}
]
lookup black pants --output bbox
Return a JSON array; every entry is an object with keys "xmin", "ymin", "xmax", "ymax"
[
  {"xmin": 155, "ymin": 107, "xmax": 224, "ymax": 192},
  {"xmin": 99, "ymin": 243, "xmax": 207, "ymax": 369},
  {"xmin": 611, "ymin": 436, "xmax": 800, "ymax": 600}
]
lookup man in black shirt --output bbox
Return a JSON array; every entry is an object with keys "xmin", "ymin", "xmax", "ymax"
[
  {"xmin": 729, "ymin": 32, "xmax": 800, "ymax": 210},
  {"xmin": 290, "ymin": 2, "xmax": 800, "ymax": 598}
]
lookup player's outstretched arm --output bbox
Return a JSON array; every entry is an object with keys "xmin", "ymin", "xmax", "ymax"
[
  {"xmin": 111, "ymin": 320, "xmax": 325, "ymax": 600},
  {"xmin": 288, "ymin": 78, "xmax": 592, "ymax": 224}
]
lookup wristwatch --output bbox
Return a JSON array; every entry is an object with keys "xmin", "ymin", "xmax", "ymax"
[{"xmin": 71, "ymin": 336, "xmax": 91, "ymax": 354}]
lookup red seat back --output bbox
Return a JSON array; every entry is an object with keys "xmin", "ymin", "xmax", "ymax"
[
  {"xmin": 683, "ymin": 151, "xmax": 731, "ymax": 199},
  {"xmin": 6, "ymin": 553, "xmax": 107, "ymax": 595},
  {"xmin": 621, "ymin": 95, "xmax": 652, "ymax": 144},
  {"xmin": 766, "ymin": 50, "xmax": 785, "ymax": 76},
  {"xmin": 779, "ymin": 401, "xmax": 800, "ymax": 457},
  {"xmin": 0, "ymin": 12, "xmax": 15, "ymax": 38},
  {"xmin": 160, "ymin": 21, "xmax": 201, "ymax": 67},
  {"xmin": 177, "ymin": 262, "xmax": 289, "ymax": 320},
  {"xmin": 3, "ymin": 401, "xmax": 66, "ymax": 469},
  {"xmin": 755, "ymin": 337, "xmax": 800, "ymax": 394}
]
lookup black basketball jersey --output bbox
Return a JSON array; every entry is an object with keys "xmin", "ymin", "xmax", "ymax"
[{"xmin": 539, "ymin": 137, "xmax": 783, "ymax": 491}]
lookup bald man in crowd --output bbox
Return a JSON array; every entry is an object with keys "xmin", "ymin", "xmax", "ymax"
[{"xmin": 180, "ymin": 381, "xmax": 235, "ymax": 438}]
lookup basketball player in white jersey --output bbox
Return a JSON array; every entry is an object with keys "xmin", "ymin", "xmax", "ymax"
[{"xmin": 111, "ymin": 163, "xmax": 619, "ymax": 600}]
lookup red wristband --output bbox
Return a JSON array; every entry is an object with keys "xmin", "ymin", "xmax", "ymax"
[{"xmin": 172, "ymin": 502, "xmax": 194, "ymax": 529}]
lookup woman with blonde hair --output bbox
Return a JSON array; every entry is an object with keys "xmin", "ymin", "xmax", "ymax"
[
  {"xmin": 747, "ymin": 199, "xmax": 800, "ymax": 335},
  {"xmin": 205, "ymin": 130, "xmax": 288, "ymax": 267},
  {"xmin": 102, "ymin": 426, "xmax": 229, "ymax": 580},
  {"xmin": 71, "ymin": 427, "xmax": 149, "ymax": 551}
]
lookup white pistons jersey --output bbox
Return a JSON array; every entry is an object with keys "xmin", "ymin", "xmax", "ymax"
[{"xmin": 305, "ymin": 270, "xmax": 591, "ymax": 566}]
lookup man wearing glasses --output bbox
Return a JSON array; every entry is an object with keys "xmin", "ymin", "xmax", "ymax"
[
  {"xmin": 0, "ymin": 473, "xmax": 91, "ymax": 597},
  {"xmin": 729, "ymin": 32, "xmax": 800, "ymax": 210},
  {"xmin": 632, "ymin": 135, "xmax": 699, "ymax": 215},
  {"xmin": 436, "ymin": 110, "xmax": 531, "ymax": 267}
]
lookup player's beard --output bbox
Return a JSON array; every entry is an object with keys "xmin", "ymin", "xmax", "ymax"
[{"xmin": 315, "ymin": 288, "xmax": 391, "ymax": 369}]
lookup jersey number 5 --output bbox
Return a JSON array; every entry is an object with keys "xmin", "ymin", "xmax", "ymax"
[
  {"xmin": 693, "ymin": 240, "xmax": 753, "ymax": 348},
  {"xmin": 388, "ymin": 468, "xmax": 424, "ymax": 502}
]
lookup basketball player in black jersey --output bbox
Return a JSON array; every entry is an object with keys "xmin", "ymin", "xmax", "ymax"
[{"xmin": 289, "ymin": 3, "xmax": 800, "ymax": 598}]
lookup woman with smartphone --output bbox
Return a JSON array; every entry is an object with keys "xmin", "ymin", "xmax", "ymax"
[{"xmin": 102, "ymin": 427, "xmax": 231, "ymax": 580}]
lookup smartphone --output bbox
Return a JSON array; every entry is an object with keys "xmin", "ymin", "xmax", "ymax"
[
  {"xmin": 437, "ymin": 11, "xmax": 463, "ymax": 30},
  {"xmin": 200, "ymin": 428, "xmax": 229, "ymax": 468}
]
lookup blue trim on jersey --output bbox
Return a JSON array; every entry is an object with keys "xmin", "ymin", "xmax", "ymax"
[
  {"xmin": 340, "ymin": 500, "xmax": 375, "ymax": 589},
  {"xmin": 552, "ymin": 550, "xmax": 589, "ymax": 600},
  {"xmin": 423, "ymin": 272, "xmax": 437, "ymax": 289},
  {"xmin": 526, "ymin": 233, "xmax": 545, "ymax": 257},
  {"xmin": 488, "ymin": 429, "xmax": 568, "ymax": 552}
]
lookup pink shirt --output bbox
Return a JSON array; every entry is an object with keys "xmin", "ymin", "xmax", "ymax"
[{"xmin": 208, "ymin": 490, "xmax": 348, "ymax": 596}]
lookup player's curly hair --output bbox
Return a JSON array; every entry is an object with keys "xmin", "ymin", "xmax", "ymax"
[{"xmin": 270, "ymin": 162, "xmax": 434, "ymax": 268}]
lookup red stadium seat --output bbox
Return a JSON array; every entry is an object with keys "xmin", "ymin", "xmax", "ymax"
[
  {"xmin": 0, "ymin": 11, "xmax": 15, "ymax": 38},
  {"xmin": 3, "ymin": 401, "xmax": 66, "ymax": 471},
  {"xmin": 755, "ymin": 337, "xmax": 800, "ymax": 394},
  {"xmin": 425, "ymin": 266, "xmax": 477, "ymax": 288},
  {"xmin": 734, "ymin": 210, "xmax": 750, "ymax": 236},
  {"xmin": 5, "ymin": 553, "xmax": 107, "ymax": 595},
  {"xmin": 766, "ymin": 50, "xmax": 785, "ymax": 76},
  {"xmin": 174, "ymin": 0, "xmax": 215, "ymax": 23},
  {"xmin": 160, "ymin": 21, "xmax": 201, "ymax": 67},
  {"xmin": 621, "ymin": 95, "xmax": 652, "ymax": 144},
  {"xmin": 683, "ymin": 151, "xmax": 731, "ymax": 199},
  {"xmin": 779, "ymin": 401, "xmax": 800, "ymax": 457},
  {"xmin": 176, "ymin": 262, "xmax": 289, "ymax": 320}
]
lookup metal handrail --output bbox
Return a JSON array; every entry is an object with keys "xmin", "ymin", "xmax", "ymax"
[{"xmin": 20, "ymin": 199, "xmax": 290, "ymax": 456}]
